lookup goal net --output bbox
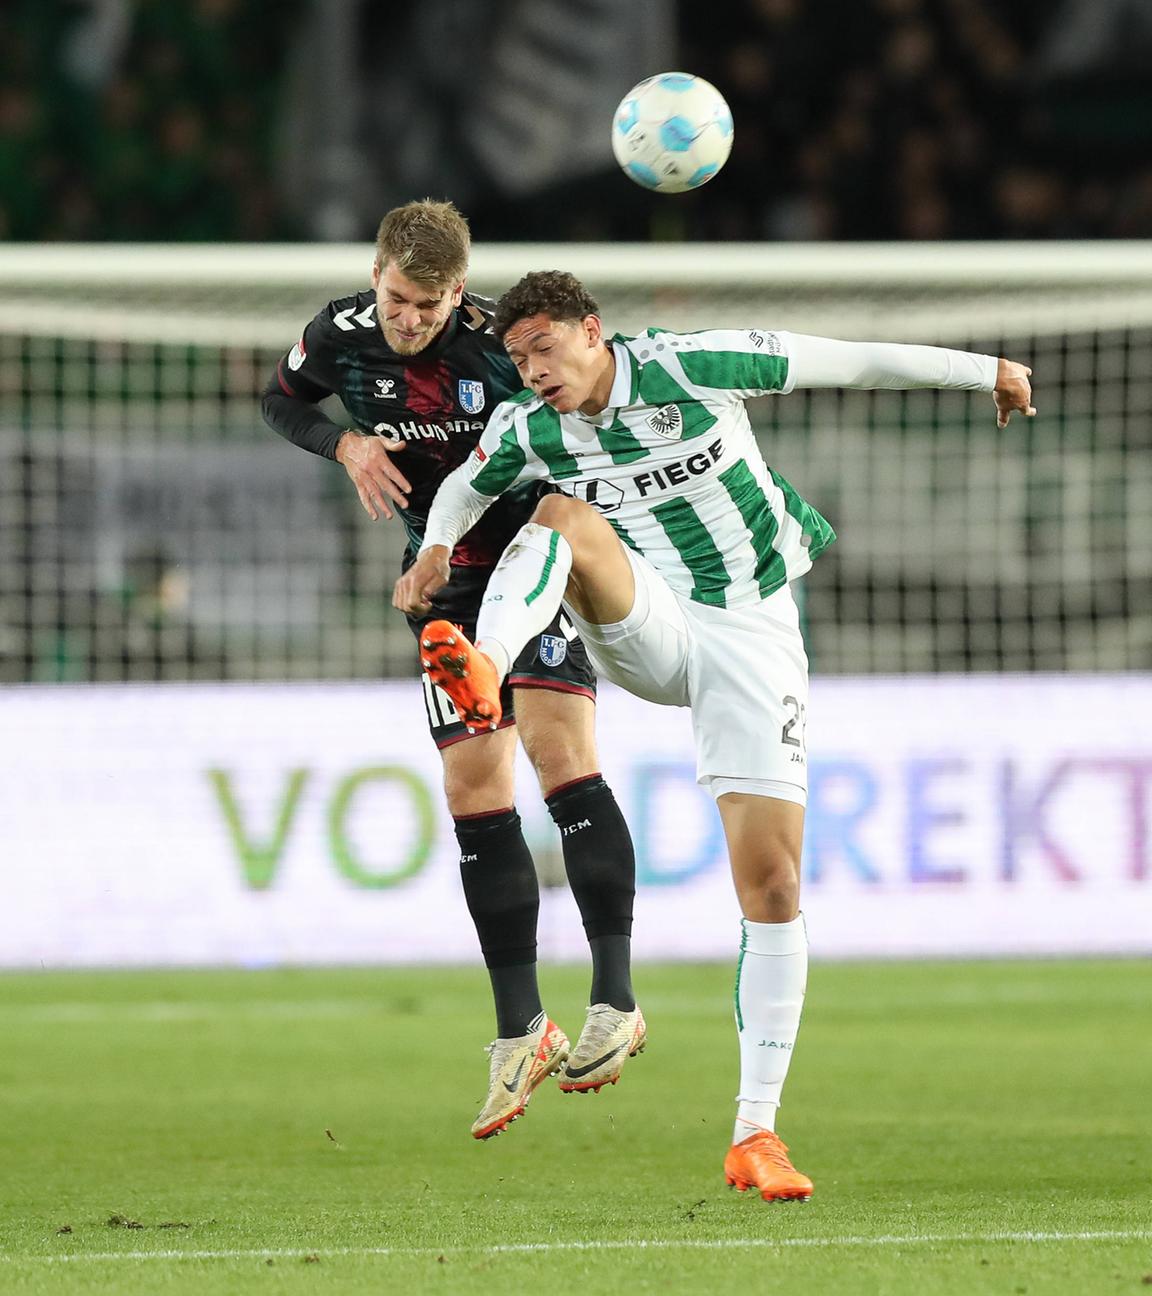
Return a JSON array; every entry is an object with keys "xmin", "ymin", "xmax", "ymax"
[{"xmin": 2, "ymin": 241, "xmax": 1149, "ymax": 683}]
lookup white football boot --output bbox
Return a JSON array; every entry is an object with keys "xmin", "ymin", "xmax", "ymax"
[
  {"xmin": 558, "ymin": 1004, "xmax": 646, "ymax": 1093},
  {"xmin": 471, "ymin": 1013, "xmax": 570, "ymax": 1139}
]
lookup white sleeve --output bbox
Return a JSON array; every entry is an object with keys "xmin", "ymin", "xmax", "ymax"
[
  {"xmin": 781, "ymin": 332, "xmax": 998, "ymax": 394},
  {"xmin": 419, "ymin": 462, "xmax": 496, "ymax": 553}
]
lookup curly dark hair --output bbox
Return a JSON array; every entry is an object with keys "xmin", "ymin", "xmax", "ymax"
[{"xmin": 492, "ymin": 270, "xmax": 601, "ymax": 340}]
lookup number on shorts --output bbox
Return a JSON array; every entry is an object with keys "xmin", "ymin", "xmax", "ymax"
[
  {"xmin": 422, "ymin": 673, "xmax": 460, "ymax": 728},
  {"xmin": 781, "ymin": 695, "xmax": 806, "ymax": 749}
]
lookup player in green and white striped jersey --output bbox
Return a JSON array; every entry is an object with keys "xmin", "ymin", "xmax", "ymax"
[
  {"xmin": 395, "ymin": 270, "xmax": 1036, "ymax": 1200},
  {"xmin": 463, "ymin": 320, "xmax": 838, "ymax": 611}
]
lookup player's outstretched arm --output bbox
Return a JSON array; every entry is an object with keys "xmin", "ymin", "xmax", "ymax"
[
  {"xmin": 335, "ymin": 430, "xmax": 411, "ymax": 521},
  {"xmin": 782, "ymin": 334, "xmax": 1036, "ymax": 427},
  {"xmin": 993, "ymin": 359, "xmax": 1036, "ymax": 429}
]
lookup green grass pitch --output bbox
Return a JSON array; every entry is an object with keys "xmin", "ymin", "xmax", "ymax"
[{"xmin": 0, "ymin": 959, "xmax": 1148, "ymax": 1294}]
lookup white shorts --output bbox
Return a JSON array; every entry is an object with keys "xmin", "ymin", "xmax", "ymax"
[{"xmin": 566, "ymin": 548, "xmax": 810, "ymax": 803}]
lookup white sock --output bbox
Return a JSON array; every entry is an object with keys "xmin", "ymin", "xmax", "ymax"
[
  {"xmin": 732, "ymin": 914, "xmax": 807, "ymax": 1144},
  {"xmin": 476, "ymin": 523, "xmax": 572, "ymax": 683}
]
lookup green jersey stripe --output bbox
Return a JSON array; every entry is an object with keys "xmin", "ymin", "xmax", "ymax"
[
  {"xmin": 650, "ymin": 497, "xmax": 731, "ymax": 606},
  {"xmin": 526, "ymin": 405, "xmax": 581, "ymax": 480},
  {"xmin": 719, "ymin": 460, "xmax": 788, "ymax": 598},
  {"xmin": 525, "ymin": 529, "xmax": 561, "ymax": 606},
  {"xmin": 608, "ymin": 518, "xmax": 639, "ymax": 552},
  {"xmin": 471, "ymin": 424, "xmax": 526, "ymax": 496},
  {"xmin": 678, "ymin": 347, "xmax": 788, "ymax": 393},
  {"xmin": 597, "ymin": 417, "xmax": 649, "ymax": 465},
  {"xmin": 637, "ymin": 356, "xmax": 695, "ymax": 407},
  {"xmin": 770, "ymin": 467, "xmax": 837, "ymax": 562}
]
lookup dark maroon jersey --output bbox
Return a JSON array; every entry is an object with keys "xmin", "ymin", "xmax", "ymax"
[{"xmin": 262, "ymin": 290, "xmax": 538, "ymax": 566}]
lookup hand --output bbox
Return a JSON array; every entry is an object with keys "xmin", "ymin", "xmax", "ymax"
[
  {"xmin": 336, "ymin": 429, "xmax": 411, "ymax": 520},
  {"xmin": 393, "ymin": 546, "xmax": 451, "ymax": 614},
  {"xmin": 993, "ymin": 359, "xmax": 1036, "ymax": 429}
]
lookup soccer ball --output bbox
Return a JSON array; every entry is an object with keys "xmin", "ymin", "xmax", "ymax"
[{"xmin": 611, "ymin": 72, "xmax": 734, "ymax": 194}]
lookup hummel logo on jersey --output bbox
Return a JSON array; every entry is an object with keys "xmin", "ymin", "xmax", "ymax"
[
  {"xmin": 503, "ymin": 1056, "xmax": 529, "ymax": 1093},
  {"xmin": 333, "ymin": 303, "xmax": 377, "ymax": 330},
  {"xmin": 646, "ymin": 404, "xmax": 683, "ymax": 439},
  {"xmin": 374, "ymin": 378, "xmax": 395, "ymax": 398},
  {"xmin": 749, "ymin": 330, "xmax": 764, "ymax": 348},
  {"xmin": 563, "ymin": 1043, "xmax": 625, "ymax": 1079}
]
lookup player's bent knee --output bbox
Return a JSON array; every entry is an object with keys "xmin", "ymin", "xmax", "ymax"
[
  {"xmin": 532, "ymin": 494, "xmax": 609, "ymax": 552},
  {"xmin": 532, "ymin": 492, "xmax": 584, "ymax": 529}
]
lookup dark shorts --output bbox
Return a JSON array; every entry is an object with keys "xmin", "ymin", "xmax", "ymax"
[{"xmin": 404, "ymin": 560, "xmax": 596, "ymax": 749}]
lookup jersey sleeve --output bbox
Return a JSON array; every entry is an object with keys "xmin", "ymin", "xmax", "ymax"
[
  {"xmin": 261, "ymin": 310, "xmax": 347, "ymax": 460},
  {"xmin": 466, "ymin": 401, "xmax": 545, "ymax": 498},
  {"xmin": 420, "ymin": 402, "xmax": 544, "ymax": 553},
  {"xmin": 665, "ymin": 328, "xmax": 792, "ymax": 400},
  {"xmin": 782, "ymin": 334, "xmax": 998, "ymax": 393}
]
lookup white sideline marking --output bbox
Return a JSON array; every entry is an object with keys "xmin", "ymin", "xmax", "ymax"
[{"xmin": 5, "ymin": 1229, "xmax": 1149, "ymax": 1265}]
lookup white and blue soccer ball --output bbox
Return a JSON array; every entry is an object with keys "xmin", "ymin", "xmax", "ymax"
[{"xmin": 611, "ymin": 72, "xmax": 734, "ymax": 194}]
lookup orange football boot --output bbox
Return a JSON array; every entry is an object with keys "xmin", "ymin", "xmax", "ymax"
[
  {"xmin": 420, "ymin": 620, "xmax": 503, "ymax": 732},
  {"xmin": 724, "ymin": 1130, "xmax": 813, "ymax": 1201}
]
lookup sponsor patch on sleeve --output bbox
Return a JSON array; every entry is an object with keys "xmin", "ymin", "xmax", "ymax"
[{"xmin": 288, "ymin": 339, "xmax": 307, "ymax": 371}]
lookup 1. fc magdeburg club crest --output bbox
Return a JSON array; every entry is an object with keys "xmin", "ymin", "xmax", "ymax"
[
  {"xmin": 539, "ymin": 634, "xmax": 568, "ymax": 667},
  {"xmin": 458, "ymin": 380, "xmax": 485, "ymax": 414}
]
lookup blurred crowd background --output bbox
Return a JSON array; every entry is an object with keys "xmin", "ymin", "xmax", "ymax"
[
  {"xmin": 3, "ymin": 0, "xmax": 1150, "ymax": 245},
  {"xmin": 2, "ymin": 0, "xmax": 1150, "ymax": 687}
]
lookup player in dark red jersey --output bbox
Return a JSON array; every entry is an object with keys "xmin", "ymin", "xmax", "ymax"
[{"xmin": 261, "ymin": 201, "xmax": 643, "ymax": 1138}]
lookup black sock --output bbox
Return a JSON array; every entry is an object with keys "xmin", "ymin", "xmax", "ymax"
[
  {"xmin": 545, "ymin": 775, "xmax": 636, "ymax": 1012},
  {"xmin": 455, "ymin": 808, "xmax": 543, "ymax": 1037}
]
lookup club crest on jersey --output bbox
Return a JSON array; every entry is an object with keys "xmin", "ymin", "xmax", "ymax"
[
  {"xmin": 646, "ymin": 404, "xmax": 683, "ymax": 439},
  {"xmin": 458, "ymin": 379, "xmax": 485, "ymax": 414},
  {"xmin": 539, "ymin": 634, "xmax": 568, "ymax": 667}
]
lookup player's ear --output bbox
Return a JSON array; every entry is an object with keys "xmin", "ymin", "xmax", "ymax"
[
  {"xmin": 370, "ymin": 259, "xmax": 382, "ymax": 288},
  {"xmin": 450, "ymin": 280, "xmax": 464, "ymax": 308},
  {"xmin": 584, "ymin": 314, "xmax": 603, "ymax": 347}
]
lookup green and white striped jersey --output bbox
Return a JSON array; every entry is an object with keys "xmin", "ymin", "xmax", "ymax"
[{"xmin": 466, "ymin": 328, "xmax": 836, "ymax": 609}]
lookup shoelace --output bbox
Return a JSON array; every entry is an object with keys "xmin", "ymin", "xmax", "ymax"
[
  {"xmin": 576, "ymin": 1006, "xmax": 629, "ymax": 1054},
  {"xmin": 483, "ymin": 1033, "xmax": 537, "ymax": 1078},
  {"xmin": 745, "ymin": 1131, "xmax": 794, "ymax": 1168}
]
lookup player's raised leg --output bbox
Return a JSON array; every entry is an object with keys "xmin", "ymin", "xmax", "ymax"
[
  {"xmin": 718, "ymin": 791, "xmax": 813, "ymax": 1201},
  {"xmin": 438, "ymin": 725, "xmax": 568, "ymax": 1139},
  {"xmin": 515, "ymin": 687, "xmax": 645, "ymax": 1094},
  {"xmin": 421, "ymin": 494, "xmax": 634, "ymax": 725}
]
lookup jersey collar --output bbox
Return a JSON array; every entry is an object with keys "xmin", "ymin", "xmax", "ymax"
[
  {"xmin": 607, "ymin": 337, "xmax": 640, "ymax": 407},
  {"xmin": 571, "ymin": 338, "xmax": 637, "ymax": 424}
]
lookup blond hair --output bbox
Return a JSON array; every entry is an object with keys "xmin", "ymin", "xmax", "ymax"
[{"xmin": 374, "ymin": 199, "xmax": 470, "ymax": 288}]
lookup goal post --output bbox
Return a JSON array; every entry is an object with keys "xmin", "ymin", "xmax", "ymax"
[{"xmin": 2, "ymin": 241, "xmax": 1150, "ymax": 682}]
